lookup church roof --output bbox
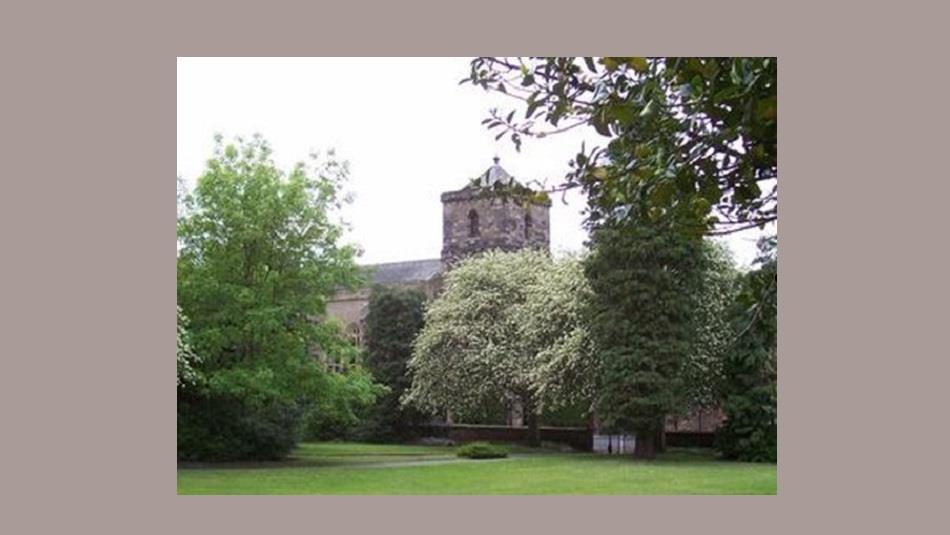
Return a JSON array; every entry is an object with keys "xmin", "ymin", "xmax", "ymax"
[
  {"xmin": 477, "ymin": 157, "xmax": 519, "ymax": 188},
  {"xmin": 364, "ymin": 258, "xmax": 443, "ymax": 285}
]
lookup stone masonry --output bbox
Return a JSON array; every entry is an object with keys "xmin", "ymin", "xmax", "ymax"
[{"xmin": 440, "ymin": 168, "xmax": 550, "ymax": 264}]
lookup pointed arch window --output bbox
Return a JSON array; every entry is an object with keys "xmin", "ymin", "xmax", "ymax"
[
  {"xmin": 468, "ymin": 209, "xmax": 480, "ymax": 237},
  {"xmin": 524, "ymin": 212, "xmax": 533, "ymax": 240}
]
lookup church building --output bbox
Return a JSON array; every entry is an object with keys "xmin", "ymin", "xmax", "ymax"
[
  {"xmin": 324, "ymin": 157, "xmax": 551, "ymax": 344},
  {"xmin": 322, "ymin": 157, "xmax": 724, "ymax": 436}
]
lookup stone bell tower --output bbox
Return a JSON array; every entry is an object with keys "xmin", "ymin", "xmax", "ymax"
[{"xmin": 440, "ymin": 157, "xmax": 551, "ymax": 265}]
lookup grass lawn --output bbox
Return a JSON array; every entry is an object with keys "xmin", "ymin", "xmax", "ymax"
[{"xmin": 178, "ymin": 442, "xmax": 776, "ymax": 495}]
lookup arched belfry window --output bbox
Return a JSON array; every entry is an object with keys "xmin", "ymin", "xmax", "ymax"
[
  {"xmin": 524, "ymin": 212, "xmax": 533, "ymax": 239},
  {"xmin": 468, "ymin": 209, "xmax": 480, "ymax": 237}
]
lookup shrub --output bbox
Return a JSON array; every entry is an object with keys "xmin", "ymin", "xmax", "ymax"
[
  {"xmin": 716, "ymin": 383, "xmax": 777, "ymax": 462},
  {"xmin": 302, "ymin": 366, "xmax": 386, "ymax": 442},
  {"xmin": 456, "ymin": 442, "xmax": 509, "ymax": 459},
  {"xmin": 177, "ymin": 390, "xmax": 305, "ymax": 462}
]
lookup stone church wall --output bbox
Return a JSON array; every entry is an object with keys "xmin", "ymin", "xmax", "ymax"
[
  {"xmin": 440, "ymin": 188, "xmax": 550, "ymax": 264},
  {"xmin": 324, "ymin": 289, "xmax": 370, "ymax": 332}
]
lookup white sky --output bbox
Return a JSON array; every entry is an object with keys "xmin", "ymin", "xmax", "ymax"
[{"xmin": 177, "ymin": 57, "xmax": 766, "ymax": 268}]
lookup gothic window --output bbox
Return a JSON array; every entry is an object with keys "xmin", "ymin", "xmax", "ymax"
[
  {"xmin": 346, "ymin": 321, "xmax": 363, "ymax": 348},
  {"xmin": 524, "ymin": 212, "xmax": 533, "ymax": 239},
  {"xmin": 468, "ymin": 209, "xmax": 480, "ymax": 237}
]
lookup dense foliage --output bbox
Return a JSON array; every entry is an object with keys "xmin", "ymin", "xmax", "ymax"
[
  {"xmin": 360, "ymin": 286, "xmax": 430, "ymax": 441},
  {"xmin": 585, "ymin": 222, "xmax": 706, "ymax": 459},
  {"xmin": 303, "ymin": 361, "xmax": 386, "ymax": 441},
  {"xmin": 464, "ymin": 57, "xmax": 777, "ymax": 460},
  {"xmin": 177, "ymin": 390, "xmax": 306, "ymax": 461},
  {"xmin": 177, "ymin": 135, "xmax": 375, "ymax": 461},
  {"xmin": 464, "ymin": 57, "xmax": 777, "ymax": 236},
  {"xmin": 716, "ymin": 238, "xmax": 777, "ymax": 462},
  {"xmin": 403, "ymin": 249, "xmax": 594, "ymax": 446}
]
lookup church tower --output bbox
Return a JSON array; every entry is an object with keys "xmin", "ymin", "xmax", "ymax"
[{"xmin": 440, "ymin": 157, "xmax": 551, "ymax": 265}]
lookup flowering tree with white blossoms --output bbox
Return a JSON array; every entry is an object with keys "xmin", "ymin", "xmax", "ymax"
[
  {"xmin": 177, "ymin": 306, "xmax": 202, "ymax": 390},
  {"xmin": 402, "ymin": 249, "xmax": 596, "ymax": 446}
]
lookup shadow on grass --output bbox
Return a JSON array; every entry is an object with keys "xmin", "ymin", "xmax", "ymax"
[
  {"xmin": 178, "ymin": 442, "xmax": 459, "ymax": 470},
  {"xmin": 177, "ymin": 443, "xmax": 749, "ymax": 471}
]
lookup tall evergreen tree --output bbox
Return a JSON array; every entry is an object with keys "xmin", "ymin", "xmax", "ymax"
[
  {"xmin": 362, "ymin": 285, "xmax": 429, "ymax": 441},
  {"xmin": 585, "ymin": 222, "xmax": 706, "ymax": 459}
]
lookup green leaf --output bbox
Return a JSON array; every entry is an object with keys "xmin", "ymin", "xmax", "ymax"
[
  {"xmin": 756, "ymin": 96, "xmax": 777, "ymax": 121},
  {"xmin": 526, "ymin": 98, "xmax": 542, "ymax": 119},
  {"xmin": 592, "ymin": 109, "xmax": 612, "ymax": 136},
  {"xmin": 651, "ymin": 181, "xmax": 675, "ymax": 205},
  {"xmin": 690, "ymin": 197, "xmax": 712, "ymax": 217},
  {"xmin": 702, "ymin": 181, "xmax": 721, "ymax": 204},
  {"xmin": 639, "ymin": 100, "xmax": 657, "ymax": 117},
  {"xmin": 583, "ymin": 57, "xmax": 597, "ymax": 73},
  {"xmin": 628, "ymin": 57, "xmax": 648, "ymax": 73},
  {"xmin": 606, "ymin": 102, "xmax": 637, "ymax": 124}
]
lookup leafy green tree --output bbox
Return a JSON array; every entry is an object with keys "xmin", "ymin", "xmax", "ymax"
[
  {"xmin": 464, "ymin": 57, "xmax": 777, "ymax": 236},
  {"xmin": 717, "ymin": 237, "xmax": 777, "ymax": 462},
  {"xmin": 176, "ymin": 134, "xmax": 368, "ymax": 460},
  {"xmin": 585, "ymin": 222, "xmax": 706, "ymax": 459},
  {"xmin": 303, "ymin": 361, "xmax": 387, "ymax": 441},
  {"xmin": 361, "ymin": 286, "xmax": 429, "ymax": 441},
  {"xmin": 403, "ymin": 250, "xmax": 594, "ymax": 446}
]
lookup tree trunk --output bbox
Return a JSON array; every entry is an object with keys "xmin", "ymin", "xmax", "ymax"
[
  {"xmin": 524, "ymin": 397, "xmax": 541, "ymax": 447},
  {"xmin": 526, "ymin": 412, "xmax": 541, "ymax": 447},
  {"xmin": 634, "ymin": 431, "xmax": 657, "ymax": 460},
  {"xmin": 655, "ymin": 418, "xmax": 667, "ymax": 453}
]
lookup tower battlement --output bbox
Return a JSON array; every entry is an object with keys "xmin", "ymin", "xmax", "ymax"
[{"xmin": 440, "ymin": 159, "xmax": 551, "ymax": 265}]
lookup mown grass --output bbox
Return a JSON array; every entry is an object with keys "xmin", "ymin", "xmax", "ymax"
[{"xmin": 177, "ymin": 442, "xmax": 776, "ymax": 495}]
